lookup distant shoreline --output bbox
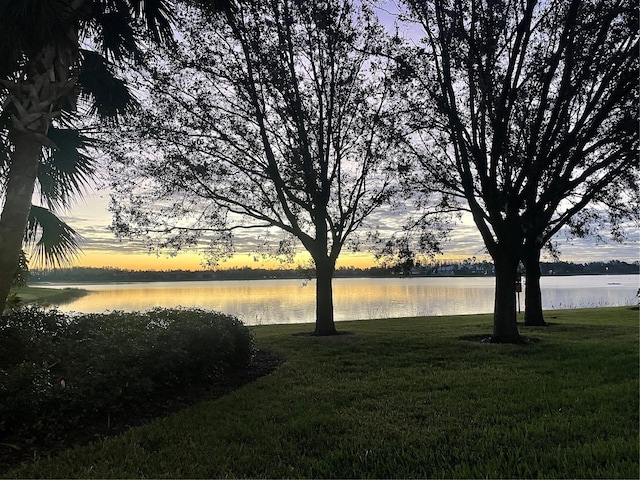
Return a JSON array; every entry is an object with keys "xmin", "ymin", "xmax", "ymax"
[
  {"xmin": 30, "ymin": 271, "xmax": 640, "ymax": 285},
  {"xmin": 28, "ymin": 260, "xmax": 639, "ymax": 285}
]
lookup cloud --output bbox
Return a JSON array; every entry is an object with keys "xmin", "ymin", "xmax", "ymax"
[{"xmin": 54, "ymin": 185, "xmax": 639, "ymax": 270}]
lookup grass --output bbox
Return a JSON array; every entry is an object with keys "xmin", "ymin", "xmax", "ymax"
[
  {"xmin": 4, "ymin": 307, "xmax": 638, "ymax": 479},
  {"xmin": 9, "ymin": 286, "xmax": 87, "ymax": 307}
]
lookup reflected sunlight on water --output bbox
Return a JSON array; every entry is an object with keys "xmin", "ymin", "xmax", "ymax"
[{"xmin": 46, "ymin": 275, "xmax": 639, "ymax": 325}]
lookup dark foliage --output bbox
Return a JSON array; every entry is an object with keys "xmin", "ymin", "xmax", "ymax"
[
  {"xmin": 107, "ymin": 0, "xmax": 419, "ymax": 335},
  {"xmin": 0, "ymin": 307, "xmax": 255, "ymax": 447},
  {"xmin": 10, "ymin": 251, "xmax": 29, "ymax": 288},
  {"xmin": 404, "ymin": 0, "xmax": 638, "ymax": 341}
]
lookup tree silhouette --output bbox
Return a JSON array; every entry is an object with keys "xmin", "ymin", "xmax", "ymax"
[
  {"xmin": 108, "ymin": 0, "xmax": 420, "ymax": 335},
  {"xmin": 405, "ymin": 0, "xmax": 638, "ymax": 341},
  {"xmin": 0, "ymin": 0, "xmax": 175, "ymax": 314}
]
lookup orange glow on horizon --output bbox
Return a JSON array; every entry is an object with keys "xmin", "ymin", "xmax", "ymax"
[
  {"xmin": 70, "ymin": 249, "xmax": 483, "ymax": 271},
  {"xmin": 72, "ymin": 251, "xmax": 376, "ymax": 271}
]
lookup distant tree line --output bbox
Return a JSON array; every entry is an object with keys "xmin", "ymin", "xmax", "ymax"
[
  {"xmin": 537, "ymin": 260, "xmax": 639, "ymax": 276},
  {"xmin": 30, "ymin": 260, "xmax": 639, "ymax": 283}
]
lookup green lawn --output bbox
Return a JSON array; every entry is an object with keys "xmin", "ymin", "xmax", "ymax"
[
  {"xmin": 8, "ymin": 286, "xmax": 87, "ymax": 307},
  {"xmin": 6, "ymin": 307, "xmax": 639, "ymax": 479}
]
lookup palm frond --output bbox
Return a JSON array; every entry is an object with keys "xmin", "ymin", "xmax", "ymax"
[
  {"xmin": 92, "ymin": 2, "xmax": 139, "ymax": 61},
  {"xmin": 78, "ymin": 49, "xmax": 138, "ymax": 119},
  {"xmin": 37, "ymin": 127, "xmax": 97, "ymax": 209},
  {"xmin": 128, "ymin": 0, "xmax": 176, "ymax": 44},
  {"xmin": 25, "ymin": 205, "xmax": 83, "ymax": 269},
  {"xmin": 11, "ymin": 250, "xmax": 29, "ymax": 287},
  {"xmin": 87, "ymin": 0, "xmax": 175, "ymax": 61},
  {"xmin": 0, "ymin": 0, "xmax": 76, "ymax": 78}
]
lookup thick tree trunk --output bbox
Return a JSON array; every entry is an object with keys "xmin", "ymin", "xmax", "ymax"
[
  {"xmin": 491, "ymin": 250, "xmax": 522, "ymax": 343},
  {"xmin": 523, "ymin": 245, "xmax": 547, "ymax": 326},
  {"xmin": 314, "ymin": 257, "xmax": 338, "ymax": 336},
  {"xmin": 0, "ymin": 133, "xmax": 42, "ymax": 315}
]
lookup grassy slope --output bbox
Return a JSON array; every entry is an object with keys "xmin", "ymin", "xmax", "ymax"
[
  {"xmin": 6, "ymin": 307, "xmax": 639, "ymax": 479},
  {"xmin": 8, "ymin": 286, "xmax": 87, "ymax": 307}
]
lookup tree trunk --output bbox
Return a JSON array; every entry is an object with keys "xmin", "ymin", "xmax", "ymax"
[
  {"xmin": 0, "ymin": 133, "xmax": 42, "ymax": 315},
  {"xmin": 523, "ymin": 244, "xmax": 547, "ymax": 326},
  {"xmin": 314, "ymin": 256, "xmax": 338, "ymax": 336},
  {"xmin": 491, "ymin": 250, "xmax": 522, "ymax": 343}
]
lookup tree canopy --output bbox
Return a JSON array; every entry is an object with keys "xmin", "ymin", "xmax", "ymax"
[
  {"xmin": 403, "ymin": 0, "xmax": 638, "ymax": 341},
  {"xmin": 107, "ymin": 0, "xmax": 430, "ymax": 334},
  {"xmin": 0, "ymin": 0, "xmax": 175, "ymax": 314}
]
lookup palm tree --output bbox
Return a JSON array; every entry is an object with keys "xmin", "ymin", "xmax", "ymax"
[
  {"xmin": 2, "ymin": 113, "xmax": 97, "ymax": 300},
  {"xmin": 7, "ymin": 206, "xmax": 81, "ymax": 293},
  {"xmin": 0, "ymin": 0, "xmax": 175, "ymax": 314}
]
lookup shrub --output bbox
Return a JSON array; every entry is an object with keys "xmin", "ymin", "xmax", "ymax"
[
  {"xmin": 0, "ymin": 307, "xmax": 69, "ymax": 368},
  {"xmin": 0, "ymin": 307, "xmax": 254, "ymax": 441}
]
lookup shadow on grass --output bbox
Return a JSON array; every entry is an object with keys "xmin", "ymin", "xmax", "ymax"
[
  {"xmin": 459, "ymin": 334, "xmax": 541, "ymax": 345},
  {"xmin": 0, "ymin": 349, "xmax": 284, "ymax": 475},
  {"xmin": 292, "ymin": 331, "xmax": 356, "ymax": 338}
]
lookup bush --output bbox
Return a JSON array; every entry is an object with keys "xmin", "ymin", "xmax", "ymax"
[{"xmin": 0, "ymin": 307, "xmax": 254, "ymax": 441}]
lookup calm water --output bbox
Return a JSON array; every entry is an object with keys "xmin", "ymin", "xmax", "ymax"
[{"xmin": 40, "ymin": 274, "xmax": 639, "ymax": 325}]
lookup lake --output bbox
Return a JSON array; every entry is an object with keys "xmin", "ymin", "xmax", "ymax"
[{"xmin": 39, "ymin": 274, "xmax": 639, "ymax": 325}]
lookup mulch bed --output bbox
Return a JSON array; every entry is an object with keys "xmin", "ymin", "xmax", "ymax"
[{"xmin": 0, "ymin": 349, "xmax": 284, "ymax": 474}]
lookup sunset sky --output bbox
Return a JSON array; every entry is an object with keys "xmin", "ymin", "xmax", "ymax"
[
  {"xmin": 37, "ymin": 2, "xmax": 639, "ymax": 272},
  {"xmin": 57, "ymin": 189, "xmax": 639, "ymax": 271}
]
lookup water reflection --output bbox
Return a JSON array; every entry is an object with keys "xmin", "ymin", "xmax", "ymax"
[{"xmin": 47, "ymin": 274, "xmax": 638, "ymax": 325}]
